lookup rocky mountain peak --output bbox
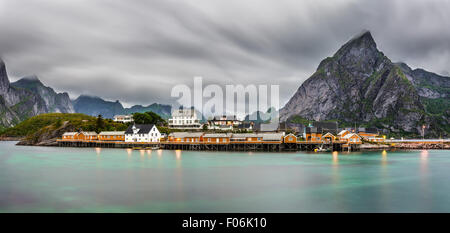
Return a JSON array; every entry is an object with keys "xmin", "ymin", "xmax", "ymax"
[
  {"xmin": 335, "ymin": 30, "xmax": 377, "ymax": 55},
  {"xmin": 327, "ymin": 30, "xmax": 384, "ymax": 76},
  {"xmin": 0, "ymin": 58, "xmax": 10, "ymax": 92},
  {"xmin": 22, "ymin": 75, "xmax": 41, "ymax": 82},
  {"xmin": 13, "ymin": 75, "xmax": 44, "ymax": 87}
]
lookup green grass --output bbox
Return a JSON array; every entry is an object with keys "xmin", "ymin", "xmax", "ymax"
[{"xmin": 0, "ymin": 113, "xmax": 127, "ymax": 137}]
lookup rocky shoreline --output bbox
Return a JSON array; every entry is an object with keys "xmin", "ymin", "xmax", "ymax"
[{"xmin": 392, "ymin": 143, "xmax": 450, "ymax": 150}]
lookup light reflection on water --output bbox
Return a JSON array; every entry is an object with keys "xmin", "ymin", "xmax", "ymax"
[
  {"xmin": 332, "ymin": 151, "xmax": 339, "ymax": 166},
  {"xmin": 95, "ymin": 147, "xmax": 102, "ymax": 156},
  {"xmin": 1, "ymin": 141, "xmax": 450, "ymax": 213},
  {"xmin": 419, "ymin": 150, "xmax": 429, "ymax": 192},
  {"xmin": 381, "ymin": 150, "xmax": 388, "ymax": 166}
]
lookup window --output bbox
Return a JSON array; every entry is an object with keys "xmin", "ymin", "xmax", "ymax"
[{"xmin": 223, "ymin": 138, "xmax": 226, "ymax": 142}]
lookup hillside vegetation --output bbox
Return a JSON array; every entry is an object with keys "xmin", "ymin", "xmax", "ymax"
[{"xmin": 0, "ymin": 113, "xmax": 127, "ymax": 137}]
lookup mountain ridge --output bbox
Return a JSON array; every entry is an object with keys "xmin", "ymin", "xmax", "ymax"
[
  {"xmin": 280, "ymin": 31, "xmax": 449, "ymax": 137},
  {"xmin": 11, "ymin": 75, "xmax": 75, "ymax": 113},
  {"xmin": 73, "ymin": 95, "xmax": 172, "ymax": 119}
]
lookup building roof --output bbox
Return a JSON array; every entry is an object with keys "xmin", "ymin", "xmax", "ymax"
[
  {"xmin": 203, "ymin": 133, "xmax": 232, "ymax": 138},
  {"xmin": 80, "ymin": 131, "xmax": 97, "ymax": 136},
  {"xmin": 322, "ymin": 132, "xmax": 336, "ymax": 138},
  {"xmin": 231, "ymin": 133, "xmax": 258, "ymax": 138},
  {"xmin": 284, "ymin": 133, "xmax": 297, "ymax": 138},
  {"xmin": 338, "ymin": 130, "xmax": 350, "ymax": 136},
  {"xmin": 114, "ymin": 115, "xmax": 132, "ymax": 118},
  {"xmin": 169, "ymin": 132, "xmax": 204, "ymax": 138},
  {"xmin": 125, "ymin": 124, "xmax": 155, "ymax": 134},
  {"xmin": 62, "ymin": 132, "xmax": 77, "ymax": 136},
  {"xmin": 262, "ymin": 133, "xmax": 284, "ymax": 141},
  {"xmin": 99, "ymin": 131, "xmax": 125, "ymax": 135},
  {"xmin": 342, "ymin": 133, "xmax": 360, "ymax": 139}
]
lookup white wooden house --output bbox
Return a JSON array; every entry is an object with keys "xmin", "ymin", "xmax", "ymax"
[{"xmin": 125, "ymin": 124, "xmax": 161, "ymax": 142}]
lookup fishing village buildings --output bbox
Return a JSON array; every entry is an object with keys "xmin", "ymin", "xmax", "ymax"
[
  {"xmin": 207, "ymin": 115, "xmax": 242, "ymax": 130},
  {"xmin": 99, "ymin": 131, "xmax": 125, "ymax": 141},
  {"xmin": 59, "ymin": 114, "xmax": 387, "ymax": 151},
  {"xmin": 168, "ymin": 108, "xmax": 202, "ymax": 129},
  {"xmin": 113, "ymin": 115, "xmax": 133, "ymax": 123},
  {"xmin": 62, "ymin": 131, "xmax": 98, "ymax": 141}
]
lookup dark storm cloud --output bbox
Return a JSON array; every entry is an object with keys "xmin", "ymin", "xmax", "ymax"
[{"xmin": 0, "ymin": 0, "xmax": 449, "ymax": 108}]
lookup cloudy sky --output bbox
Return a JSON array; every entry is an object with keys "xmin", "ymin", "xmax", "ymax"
[{"xmin": 0, "ymin": 0, "xmax": 449, "ymax": 109}]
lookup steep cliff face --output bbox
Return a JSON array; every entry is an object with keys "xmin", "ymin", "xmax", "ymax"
[
  {"xmin": 280, "ymin": 31, "xmax": 435, "ymax": 134},
  {"xmin": 0, "ymin": 59, "xmax": 48, "ymax": 129},
  {"xmin": 0, "ymin": 60, "xmax": 9, "ymax": 94},
  {"xmin": 11, "ymin": 75, "xmax": 75, "ymax": 113}
]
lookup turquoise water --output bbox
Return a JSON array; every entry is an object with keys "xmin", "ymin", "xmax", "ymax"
[{"xmin": 0, "ymin": 141, "xmax": 449, "ymax": 212}]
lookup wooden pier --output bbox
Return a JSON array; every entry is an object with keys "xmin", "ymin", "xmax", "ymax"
[{"xmin": 57, "ymin": 139, "xmax": 360, "ymax": 152}]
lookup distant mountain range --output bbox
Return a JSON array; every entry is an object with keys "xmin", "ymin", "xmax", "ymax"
[
  {"xmin": 280, "ymin": 31, "xmax": 449, "ymax": 137},
  {"xmin": 244, "ymin": 107, "xmax": 278, "ymax": 123},
  {"xmin": 0, "ymin": 59, "xmax": 172, "ymax": 129},
  {"xmin": 73, "ymin": 95, "xmax": 171, "ymax": 119}
]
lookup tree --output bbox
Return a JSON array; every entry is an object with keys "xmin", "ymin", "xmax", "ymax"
[
  {"xmin": 132, "ymin": 111, "xmax": 167, "ymax": 125},
  {"xmin": 145, "ymin": 111, "xmax": 166, "ymax": 126},
  {"xmin": 96, "ymin": 115, "xmax": 105, "ymax": 132},
  {"xmin": 133, "ymin": 112, "xmax": 153, "ymax": 124}
]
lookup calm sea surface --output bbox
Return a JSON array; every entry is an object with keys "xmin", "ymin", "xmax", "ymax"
[{"xmin": 0, "ymin": 141, "xmax": 449, "ymax": 212}]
